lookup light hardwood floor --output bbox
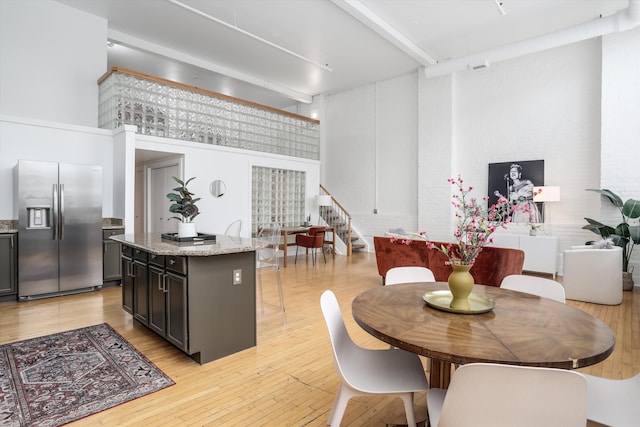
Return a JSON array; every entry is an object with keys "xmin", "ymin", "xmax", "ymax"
[{"xmin": 0, "ymin": 252, "xmax": 638, "ymax": 426}]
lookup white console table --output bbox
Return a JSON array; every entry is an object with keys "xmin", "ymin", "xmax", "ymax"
[{"xmin": 490, "ymin": 234, "xmax": 558, "ymax": 277}]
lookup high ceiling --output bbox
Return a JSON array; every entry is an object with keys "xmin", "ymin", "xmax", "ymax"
[{"xmin": 56, "ymin": 0, "xmax": 629, "ymax": 109}]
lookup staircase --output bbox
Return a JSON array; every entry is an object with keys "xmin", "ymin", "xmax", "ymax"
[{"xmin": 319, "ymin": 185, "xmax": 366, "ymax": 255}]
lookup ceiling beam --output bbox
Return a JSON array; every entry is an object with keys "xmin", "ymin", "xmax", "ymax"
[
  {"xmin": 330, "ymin": 0, "xmax": 438, "ymax": 66},
  {"xmin": 107, "ymin": 29, "xmax": 313, "ymax": 104}
]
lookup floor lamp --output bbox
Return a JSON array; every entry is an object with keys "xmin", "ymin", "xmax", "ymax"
[
  {"xmin": 316, "ymin": 195, "xmax": 332, "ymax": 225},
  {"xmin": 533, "ymin": 186, "xmax": 561, "ymax": 234}
]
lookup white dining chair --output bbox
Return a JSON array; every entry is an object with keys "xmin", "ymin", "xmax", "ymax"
[
  {"xmin": 320, "ymin": 290, "xmax": 428, "ymax": 427},
  {"xmin": 563, "ymin": 246, "xmax": 623, "ymax": 305},
  {"xmin": 585, "ymin": 373, "xmax": 640, "ymax": 427},
  {"xmin": 256, "ymin": 223, "xmax": 285, "ymax": 323},
  {"xmin": 224, "ymin": 219, "xmax": 242, "ymax": 237},
  {"xmin": 385, "ymin": 266, "xmax": 436, "ymax": 285},
  {"xmin": 500, "ymin": 274, "xmax": 566, "ymax": 303},
  {"xmin": 427, "ymin": 363, "xmax": 588, "ymax": 427}
]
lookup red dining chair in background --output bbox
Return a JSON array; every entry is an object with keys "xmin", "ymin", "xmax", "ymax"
[{"xmin": 295, "ymin": 226, "xmax": 326, "ymax": 265}]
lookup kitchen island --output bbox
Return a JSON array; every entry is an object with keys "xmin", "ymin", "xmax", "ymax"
[{"xmin": 110, "ymin": 233, "xmax": 257, "ymax": 364}]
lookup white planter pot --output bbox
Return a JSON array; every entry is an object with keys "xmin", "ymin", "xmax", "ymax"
[{"xmin": 178, "ymin": 222, "xmax": 197, "ymax": 238}]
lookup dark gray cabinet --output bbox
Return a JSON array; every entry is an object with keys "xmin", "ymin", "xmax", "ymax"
[
  {"xmin": 120, "ymin": 243, "xmax": 256, "ymax": 364},
  {"xmin": 165, "ymin": 256, "xmax": 188, "ymax": 350},
  {"xmin": 148, "ymin": 254, "xmax": 188, "ymax": 351},
  {"xmin": 0, "ymin": 233, "xmax": 17, "ymax": 299},
  {"xmin": 121, "ymin": 246, "xmax": 134, "ymax": 314},
  {"xmin": 122, "ymin": 245, "xmax": 151, "ymax": 323},
  {"xmin": 102, "ymin": 229, "xmax": 122, "ymax": 283},
  {"xmin": 132, "ymin": 247, "xmax": 148, "ymax": 324},
  {"xmin": 132, "ymin": 260, "xmax": 149, "ymax": 323},
  {"xmin": 148, "ymin": 264, "xmax": 166, "ymax": 335}
]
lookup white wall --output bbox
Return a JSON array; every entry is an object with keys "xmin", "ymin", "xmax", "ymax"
[
  {"xmin": 422, "ymin": 38, "xmax": 603, "ymax": 247},
  {"xmin": 134, "ymin": 135, "xmax": 320, "ymax": 238},
  {"xmin": 0, "ymin": 0, "xmax": 107, "ymax": 127},
  {"xmin": 601, "ymin": 26, "xmax": 640, "ymax": 277},
  {"xmin": 323, "ymin": 72, "xmax": 418, "ymax": 247},
  {"xmin": 418, "ymin": 73, "xmax": 455, "ymax": 241},
  {"xmin": 2, "ymin": 0, "xmax": 637, "ymax": 275},
  {"xmin": 0, "ymin": 1, "xmax": 320, "ymax": 242},
  {"xmin": 0, "ymin": 116, "xmax": 320, "ymax": 240},
  {"xmin": 323, "ymin": 28, "xmax": 640, "ymax": 281},
  {"xmin": 0, "ymin": 116, "xmax": 116, "ymax": 218}
]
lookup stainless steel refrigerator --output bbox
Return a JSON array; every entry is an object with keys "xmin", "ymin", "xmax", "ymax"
[{"xmin": 15, "ymin": 160, "xmax": 103, "ymax": 299}]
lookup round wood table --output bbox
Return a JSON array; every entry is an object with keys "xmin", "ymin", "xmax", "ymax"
[{"xmin": 352, "ymin": 282, "xmax": 615, "ymax": 388}]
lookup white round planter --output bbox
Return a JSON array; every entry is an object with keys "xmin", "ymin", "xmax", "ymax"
[{"xmin": 178, "ymin": 222, "xmax": 197, "ymax": 238}]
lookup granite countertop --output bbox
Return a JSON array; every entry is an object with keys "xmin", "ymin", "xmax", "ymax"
[
  {"xmin": 103, "ymin": 218, "xmax": 124, "ymax": 229},
  {"xmin": 0, "ymin": 219, "xmax": 124, "ymax": 233},
  {"xmin": 110, "ymin": 233, "xmax": 258, "ymax": 256},
  {"xmin": 0, "ymin": 220, "xmax": 18, "ymax": 233}
]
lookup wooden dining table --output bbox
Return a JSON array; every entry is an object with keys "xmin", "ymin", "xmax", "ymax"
[{"xmin": 352, "ymin": 282, "xmax": 615, "ymax": 388}]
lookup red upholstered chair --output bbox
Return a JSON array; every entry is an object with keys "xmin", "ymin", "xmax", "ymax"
[
  {"xmin": 295, "ymin": 227, "xmax": 326, "ymax": 265},
  {"xmin": 374, "ymin": 237, "xmax": 429, "ymax": 284},
  {"xmin": 373, "ymin": 236, "xmax": 524, "ymax": 287}
]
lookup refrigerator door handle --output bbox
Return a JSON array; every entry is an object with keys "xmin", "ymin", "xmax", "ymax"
[
  {"xmin": 52, "ymin": 184, "xmax": 59, "ymax": 241},
  {"xmin": 59, "ymin": 184, "xmax": 65, "ymax": 240}
]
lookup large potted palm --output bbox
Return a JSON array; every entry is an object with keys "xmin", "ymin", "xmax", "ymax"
[
  {"xmin": 166, "ymin": 176, "xmax": 200, "ymax": 237},
  {"xmin": 583, "ymin": 189, "xmax": 640, "ymax": 290}
]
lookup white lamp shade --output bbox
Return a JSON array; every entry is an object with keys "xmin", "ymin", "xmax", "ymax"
[
  {"xmin": 316, "ymin": 195, "xmax": 332, "ymax": 206},
  {"xmin": 533, "ymin": 186, "xmax": 561, "ymax": 202}
]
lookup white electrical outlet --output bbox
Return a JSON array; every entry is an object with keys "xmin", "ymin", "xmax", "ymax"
[{"xmin": 233, "ymin": 269, "xmax": 242, "ymax": 285}]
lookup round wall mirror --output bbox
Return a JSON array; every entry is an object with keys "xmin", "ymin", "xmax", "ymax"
[{"xmin": 210, "ymin": 180, "xmax": 226, "ymax": 197}]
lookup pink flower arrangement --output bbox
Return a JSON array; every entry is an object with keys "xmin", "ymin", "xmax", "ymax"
[{"xmin": 393, "ymin": 175, "xmax": 519, "ymax": 265}]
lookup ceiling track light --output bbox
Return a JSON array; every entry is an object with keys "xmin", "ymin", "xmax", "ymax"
[
  {"xmin": 493, "ymin": 0, "xmax": 507, "ymax": 16},
  {"xmin": 165, "ymin": 0, "xmax": 333, "ymax": 72}
]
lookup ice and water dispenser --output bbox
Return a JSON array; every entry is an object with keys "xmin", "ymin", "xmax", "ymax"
[{"xmin": 26, "ymin": 199, "xmax": 51, "ymax": 229}]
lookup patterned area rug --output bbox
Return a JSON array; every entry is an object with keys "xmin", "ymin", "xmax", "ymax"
[{"xmin": 0, "ymin": 323, "xmax": 174, "ymax": 426}]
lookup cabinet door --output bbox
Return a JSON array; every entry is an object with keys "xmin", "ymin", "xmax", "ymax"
[
  {"xmin": 0, "ymin": 234, "xmax": 17, "ymax": 296},
  {"xmin": 103, "ymin": 240, "xmax": 122, "ymax": 281},
  {"xmin": 122, "ymin": 257, "xmax": 134, "ymax": 314},
  {"xmin": 133, "ymin": 261, "xmax": 149, "ymax": 324},
  {"xmin": 148, "ymin": 265, "xmax": 166, "ymax": 335},
  {"xmin": 520, "ymin": 236, "xmax": 558, "ymax": 275},
  {"xmin": 165, "ymin": 272, "xmax": 188, "ymax": 351}
]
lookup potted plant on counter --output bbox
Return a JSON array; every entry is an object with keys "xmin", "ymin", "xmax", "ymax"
[
  {"xmin": 167, "ymin": 176, "xmax": 200, "ymax": 237},
  {"xmin": 583, "ymin": 189, "xmax": 640, "ymax": 290}
]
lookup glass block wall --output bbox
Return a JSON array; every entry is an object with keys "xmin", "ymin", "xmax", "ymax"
[
  {"xmin": 98, "ymin": 68, "xmax": 320, "ymax": 160},
  {"xmin": 252, "ymin": 166, "xmax": 306, "ymax": 235}
]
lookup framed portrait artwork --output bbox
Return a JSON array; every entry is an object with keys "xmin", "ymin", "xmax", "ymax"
[{"xmin": 488, "ymin": 160, "xmax": 544, "ymax": 223}]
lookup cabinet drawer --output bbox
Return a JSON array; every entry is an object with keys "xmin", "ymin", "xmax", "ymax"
[
  {"xmin": 103, "ymin": 229, "xmax": 123, "ymax": 239},
  {"xmin": 166, "ymin": 255, "xmax": 187, "ymax": 275},
  {"xmin": 122, "ymin": 245, "xmax": 133, "ymax": 258},
  {"xmin": 149, "ymin": 253, "xmax": 165, "ymax": 268},
  {"xmin": 133, "ymin": 248, "xmax": 148, "ymax": 262}
]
